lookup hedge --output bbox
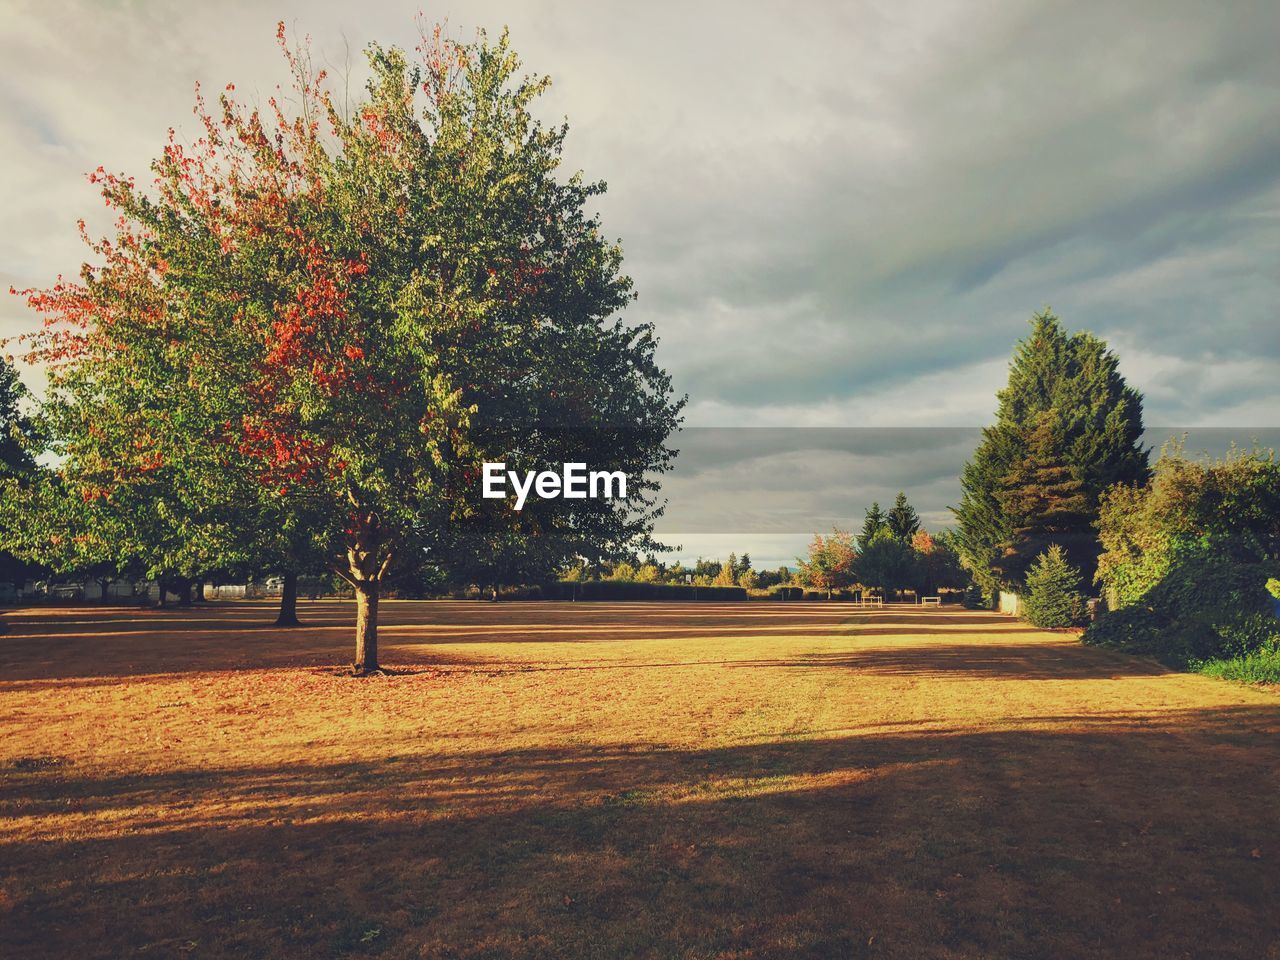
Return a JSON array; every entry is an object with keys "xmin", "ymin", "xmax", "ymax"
[{"xmin": 543, "ymin": 581, "xmax": 747, "ymax": 602}]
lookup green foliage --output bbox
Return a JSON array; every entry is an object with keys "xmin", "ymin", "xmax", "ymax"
[
  {"xmin": 953, "ymin": 310, "xmax": 1147, "ymax": 591},
  {"xmin": 961, "ymin": 582, "xmax": 989, "ymax": 609},
  {"xmin": 767, "ymin": 585, "xmax": 804, "ymax": 600},
  {"xmin": 797, "ymin": 528, "xmax": 857, "ymax": 596},
  {"xmin": 1087, "ymin": 447, "xmax": 1280, "ymax": 666},
  {"xmin": 1021, "ymin": 545, "xmax": 1084, "ymax": 628},
  {"xmin": 912, "ymin": 529, "xmax": 968, "ymax": 595},
  {"xmin": 996, "ymin": 415, "xmax": 1095, "ymax": 582},
  {"xmin": 0, "ymin": 358, "xmax": 43, "ymax": 587},
  {"xmin": 0, "ymin": 358, "xmax": 35, "ymax": 480},
  {"xmin": 886, "ymin": 492, "xmax": 920, "ymax": 541},
  {"xmin": 858, "ymin": 502, "xmax": 887, "ymax": 551},
  {"xmin": 855, "ymin": 527, "xmax": 916, "ymax": 595},
  {"xmin": 1194, "ymin": 649, "xmax": 1280, "ymax": 685}
]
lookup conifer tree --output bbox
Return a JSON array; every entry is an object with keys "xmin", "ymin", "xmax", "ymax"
[
  {"xmin": 858, "ymin": 502, "xmax": 888, "ymax": 551},
  {"xmin": 1022, "ymin": 544, "xmax": 1084, "ymax": 628},
  {"xmin": 954, "ymin": 311, "xmax": 1147, "ymax": 591},
  {"xmin": 995, "ymin": 415, "xmax": 1094, "ymax": 582},
  {"xmin": 886, "ymin": 491, "xmax": 920, "ymax": 542}
]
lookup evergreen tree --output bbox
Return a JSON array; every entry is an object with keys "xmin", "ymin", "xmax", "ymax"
[
  {"xmin": 994, "ymin": 415, "xmax": 1095, "ymax": 583},
  {"xmin": 886, "ymin": 491, "xmax": 920, "ymax": 541},
  {"xmin": 953, "ymin": 310, "xmax": 1147, "ymax": 591},
  {"xmin": 858, "ymin": 502, "xmax": 888, "ymax": 551},
  {"xmin": 1022, "ymin": 544, "xmax": 1084, "ymax": 628}
]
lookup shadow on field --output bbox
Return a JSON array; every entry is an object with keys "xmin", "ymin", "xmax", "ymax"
[
  {"xmin": 746, "ymin": 644, "xmax": 1171, "ymax": 680},
  {"xmin": 2, "ymin": 604, "xmax": 1103, "ymax": 683},
  {"xmin": 3, "ymin": 704, "xmax": 1279, "ymax": 960}
]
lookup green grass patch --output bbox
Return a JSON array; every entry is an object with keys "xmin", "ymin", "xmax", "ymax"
[{"xmin": 1194, "ymin": 648, "xmax": 1280, "ymax": 685}]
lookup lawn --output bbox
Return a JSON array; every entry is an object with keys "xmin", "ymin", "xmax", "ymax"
[{"xmin": 1, "ymin": 601, "xmax": 1278, "ymax": 959}]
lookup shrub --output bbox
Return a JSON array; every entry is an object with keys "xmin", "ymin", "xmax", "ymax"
[
  {"xmin": 1084, "ymin": 540, "xmax": 1280, "ymax": 665},
  {"xmin": 1083, "ymin": 604, "xmax": 1167, "ymax": 656},
  {"xmin": 767, "ymin": 585, "xmax": 804, "ymax": 601},
  {"xmin": 1088, "ymin": 447, "xmax": 1280, "ymax": 666},
  {"xmin": 1022, "ymin": 545, "xmax": 1084, "ymax": 628},
  {"xmin": 961, "ymin": 583, "xmax": 988, "ymax": 609}
]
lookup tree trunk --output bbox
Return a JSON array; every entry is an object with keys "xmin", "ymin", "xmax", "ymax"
[
  {"xmin": 97, "ymin": 578, "xmax": 111, "ymax": 604},
  {"xmin": 275, "ymin": 572, "xmax": 300, "ymax": 626},
  {"xmin": 156, "ymin": 578, "xmax": 168, "ymax": 608},
  {"xmin": 490, "ymin": 583, "xmax": 499, "ymax": 602},
  {"xmin": 176, "ymin": 577, "xmax": 193, "ymax": 606},
  {"xmin": 353, "ymin": 581, "xmax": 379, "ymax": 674}
]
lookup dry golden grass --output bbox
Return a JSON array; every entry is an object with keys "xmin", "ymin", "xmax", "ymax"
[{"xmin": 1, "ymin": 600, "xmax": 1278, "ymax": 959}]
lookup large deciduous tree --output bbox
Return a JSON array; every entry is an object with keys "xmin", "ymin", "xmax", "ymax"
[
  {"xmin": 797, "ymin": 528, "xmax": 857, "ymax": 599},
  {"xmin": 12, "ymin": 23, "xmax": 682, "ymax": 672},
  {"xmin": 953, "ymin": 311, "xmax": 1147, "ymax": 592}
]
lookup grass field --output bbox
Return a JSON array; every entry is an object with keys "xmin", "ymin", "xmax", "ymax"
[{"xmin": 2, "ymin": 601, "xmax": 1278, "ymax": 959}]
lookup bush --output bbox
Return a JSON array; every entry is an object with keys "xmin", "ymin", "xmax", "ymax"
[
  {"xmin": 1083, "ymin": 604, "xmax": 1167, "ymax": 656},
  {"xmin": 1084, "ymin": 542, "xmax": 1280, "ymax": 666},
  {"xmin": 1022, "ymin": 545, "xmax": 1084, "ymax": 628},
  {"xmin": 767, "ymin": 585, "xmax": 804, "ymax": 601},
  {"xmin": 543, "ymin": 580, "xmax": 746, "ymax": 602},
  {"xmin": 961, "ymin": 583, "xmax": 988, "ymax": 609}
]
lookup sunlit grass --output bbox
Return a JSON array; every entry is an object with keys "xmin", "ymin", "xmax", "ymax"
[{"xmin": 1, "ymin": 601, "xmax": 1278, "ymax": 959}]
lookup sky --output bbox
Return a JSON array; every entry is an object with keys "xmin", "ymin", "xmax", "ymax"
[{"xmin": 2, "ymin": 0, "xmax": 1278, "ymax": 567}]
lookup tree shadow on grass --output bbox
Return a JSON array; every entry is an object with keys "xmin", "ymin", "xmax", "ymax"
[
  {"xmin": 0, "ymin": 604, "xmax": 1012, "ymax": 683},
  {"xmin": 743, "ymin": 643, "xmax": 1171, "ymax": 680},
  {"xmin": 2, "ymin": 704, "xmax": 1278, "ymax": 960}
]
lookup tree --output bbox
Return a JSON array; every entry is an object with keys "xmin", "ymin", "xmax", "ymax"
[
  {"xmin": 13, "ymin": 24, "xmax": 682, "ymax": 672},
  {"xmin": 953, "ymin": 310, "xmax": 1147, "ymax": 591},
  {"xmin": 858, "ymin": 502, "xmax": 887, "ymax": 551},
  {"xmin": 0, "ymin": 358, "xmax": 42, "ymax": 596},
  {"xmin": 855, "ymin": 527, "xmax": 918, "ymax": 599},
  {"xmin": 994, "ymin": 414, "xmax": 1094, "ymax": 583},
  {"xmin": 1022, "ymin": 544, "xmax": 1084, "ymax": 628},
  {"xmin": 713, "ymin": 556, "xmax": 738, "ymax": 586},
  {"xmin": 797, "ymin": 528, "xmax": 857, "ymax": 598},
  {"xmin": 886, "ymin": 491, "xmax": 920, "ymax": 542},
  {"xmin": 911, "ymin": 529, "xmax": 967, "ymax": 595},
  {"xmin": 737, "ymin": 568, "xmax": 759, "ymax": 590}
]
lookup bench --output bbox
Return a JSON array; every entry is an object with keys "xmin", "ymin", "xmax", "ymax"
[{"xmin": 920, "ymin": 596, "xmax": 941, "ymax": 607}]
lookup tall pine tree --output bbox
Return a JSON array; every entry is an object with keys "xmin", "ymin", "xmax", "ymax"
[
  {"xmin": 886, "ymin": 491, "xmax": 920, "ymax": 541},
  {"xmin": 953, "ymin": 311, "xmax": 1147, "ymax": 591},
  {"xmin": 859, "ymin": 502, "xmax": 888, "ymax": 551}
]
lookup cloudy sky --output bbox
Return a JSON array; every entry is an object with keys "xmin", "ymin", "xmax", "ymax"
[{"xmin": 3, "ymin": 0, "xmax": 1278, "ymax": 566}]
